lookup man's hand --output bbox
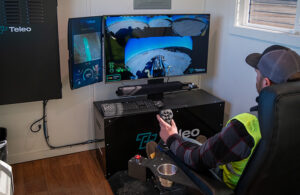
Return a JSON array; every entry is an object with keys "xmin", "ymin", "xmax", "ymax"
[{"xmin": 156, "ymin": 114, "xmax": 178, "ymax": 143}]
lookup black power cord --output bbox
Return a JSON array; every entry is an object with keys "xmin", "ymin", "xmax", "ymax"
[
  {"xmin": 30, "ymin": 100, "xmax": 103, "ymax": 149},
  {"xmin": 29, "ymin": 117, "xmax": 44, "ymax": 133},
  {"xmin": 29, "ymin": 100, "xmax": 48, "ymax": 133}
]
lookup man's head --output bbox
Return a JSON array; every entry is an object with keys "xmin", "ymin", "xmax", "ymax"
[{"xmin": 246, "ymin": 45, "xmax": 300, "ymax": 93}]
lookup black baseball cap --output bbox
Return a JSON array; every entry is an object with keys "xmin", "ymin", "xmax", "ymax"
[{"xmin": 246, "ymin": 45, "xmax": 300, "ymax": 83}]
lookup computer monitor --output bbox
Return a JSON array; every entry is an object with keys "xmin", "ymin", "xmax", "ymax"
[
  {"xmin": 104, "ymin": 14, "xmax": 210, "ymax": 82},
  {"xmin": 68, "ymin": 16, "xmax": 103, "ymax": 89}
]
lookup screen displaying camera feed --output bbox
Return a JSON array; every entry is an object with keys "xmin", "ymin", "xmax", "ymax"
[
  {"xmin": 104, "ymin": 14, "xmax": 210, "ymax": 82},
  {"xmin": 74, "ymin": 32, "xmax": 101, "ymax": 64}
]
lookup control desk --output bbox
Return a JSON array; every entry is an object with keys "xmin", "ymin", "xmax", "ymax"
[{"xmin": 94, "ymin": 89, "xmax": 225, "ymax": 178}]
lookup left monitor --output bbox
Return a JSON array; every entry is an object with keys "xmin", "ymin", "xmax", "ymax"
[{"xmin": 68, "ymin": 16, "xmax": 103, "ymax": 89}]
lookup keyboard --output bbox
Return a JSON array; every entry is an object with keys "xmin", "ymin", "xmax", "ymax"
[{"xmin": 101, "ymin": 100, "xmax": 158, "ymax": 117}]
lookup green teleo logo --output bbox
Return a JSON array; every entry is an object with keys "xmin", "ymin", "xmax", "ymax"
[
  {"xmin": 0, "ymin": 26, "xmax": 8, "ymax": 34},
  {"xmin": 136, "ymin": 132, "xmax": 158, "ymax": 150}
]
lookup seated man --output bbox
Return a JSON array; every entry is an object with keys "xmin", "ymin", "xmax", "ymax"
[{"xmin": 156, "ymin": 45, "xmax": 300, "ymax": 189}]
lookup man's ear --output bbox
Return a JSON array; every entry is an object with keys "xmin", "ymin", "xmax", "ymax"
[{"xmin": 263, "ymin": 77, "xmax": 272, "ymax": 87}]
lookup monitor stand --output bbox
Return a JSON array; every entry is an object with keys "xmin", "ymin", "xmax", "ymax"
[{"xmin": 147, "ymin": 78, "xmax": 164, "ymax": 101}]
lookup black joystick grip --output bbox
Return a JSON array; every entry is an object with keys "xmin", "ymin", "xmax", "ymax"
[
  {"xmin": 158, "ymin": 109, "xmax": 173, "ymax": 151},
  {"xmin": 159, "ymin": 109, "xmax": 173, "ymax": 125}
]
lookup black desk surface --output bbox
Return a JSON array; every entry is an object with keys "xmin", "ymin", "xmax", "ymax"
[{"xmin": 94, "ymin": 89, "xmax": 224, "ymax": 117}]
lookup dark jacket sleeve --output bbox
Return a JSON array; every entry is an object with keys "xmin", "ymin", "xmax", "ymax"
[{"xmin": 166, "ymin": 119, "xmax": 255, "ymax": 171}]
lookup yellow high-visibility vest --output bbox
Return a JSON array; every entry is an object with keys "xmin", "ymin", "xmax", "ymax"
[{"xmin": 219, "ymin": 113, "xmax": 261, "ymax": 189}]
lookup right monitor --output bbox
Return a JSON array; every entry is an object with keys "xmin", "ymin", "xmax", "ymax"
[{"xmin": 104, "ymin": 14, "xmax": 210, "ymax": 82}]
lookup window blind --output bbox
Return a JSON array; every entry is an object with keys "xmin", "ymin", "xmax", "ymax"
[{"xmin": 249, "ymin": 0, "xmax": 297, "ymax": 29}]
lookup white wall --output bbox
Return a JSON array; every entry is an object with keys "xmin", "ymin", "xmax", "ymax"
[
  {"xmin": 202, "ymin": 0, "xmax": 300, "ymax": 121},
  {"xmin": 6, "ymin": 0, "xmax": 299, "ymax": 164},
  {"xmin": 0, "ymin": 0, "xmax": 205, "ymax": 164}
]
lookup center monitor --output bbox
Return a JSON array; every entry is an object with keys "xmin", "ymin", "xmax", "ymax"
[{"xmin": 104, "ymin": 14, "xmax": 210, "ymax": 82}]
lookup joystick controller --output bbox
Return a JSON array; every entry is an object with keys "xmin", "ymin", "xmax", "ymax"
[
  {"xmin": 158, "ymin": 109, "xmax": 173, "ymax": 151},
  {"xmin": 159, "ymin": 109, "xmax": 173, "ymax": 125}
]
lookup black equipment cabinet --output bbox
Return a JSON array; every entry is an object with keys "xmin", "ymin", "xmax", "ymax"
[
  {"xmin": 0, "ymin": 0, "xmax": 62, "ymax": 105},
  {"xmin": 94, "ymin": 89, "xmax": 225, "ymax": 178}
]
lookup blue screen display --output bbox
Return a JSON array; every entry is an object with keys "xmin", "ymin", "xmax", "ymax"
[
  {"xmin": 104, "ymin": 14, "xmax": 210, "ymax": 82},
  {"xmin": 74, "ymin": 32, "xmax": 101, "ymax": 64},
  {"xmin": 68, "ymin": 16, "xmax": 103, "ymax": 89}
]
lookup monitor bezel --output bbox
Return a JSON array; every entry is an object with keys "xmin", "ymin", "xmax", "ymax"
[{"xmin": 102, "ymin": 13, "xmax": 210, "ymax": 84}]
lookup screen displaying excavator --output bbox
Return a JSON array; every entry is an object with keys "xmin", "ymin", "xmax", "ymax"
[{"xmin": 104, "ymin": 14, "xmax": 210, "ymax": 82}]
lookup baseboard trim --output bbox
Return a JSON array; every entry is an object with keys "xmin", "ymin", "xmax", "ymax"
[{"xmin": 8, "ymin": 143, "xmax": 98, "ymax": 164}]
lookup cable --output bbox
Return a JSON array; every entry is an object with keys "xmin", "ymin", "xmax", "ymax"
[
  {"xmin": 42, "ymin": 100, "xmax": 104, "ymax": 149},
  {"xmin": 29, "ymin": 100, "xmax": 48, "ymax": 133},
  {"xmin": 30, "ymin": 100, "xmax": 104, "ymax": 149},
  {"xmin": 166, "ymin": 76, "xmax": 170, "ymax": 83},
  {"xmin": 29, "ymin": 117, "xmax": 44, "ymax": 133}
]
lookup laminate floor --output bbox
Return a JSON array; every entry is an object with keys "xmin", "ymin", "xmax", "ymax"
[{"xmin": 12, "ymin": 150, "xmax": 114, "ymax": 195}]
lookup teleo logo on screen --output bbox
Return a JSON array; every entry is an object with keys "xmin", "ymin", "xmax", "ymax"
[{"xmin": 0, "ymin": 26, "xmax": 32, "ymax": 34}]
